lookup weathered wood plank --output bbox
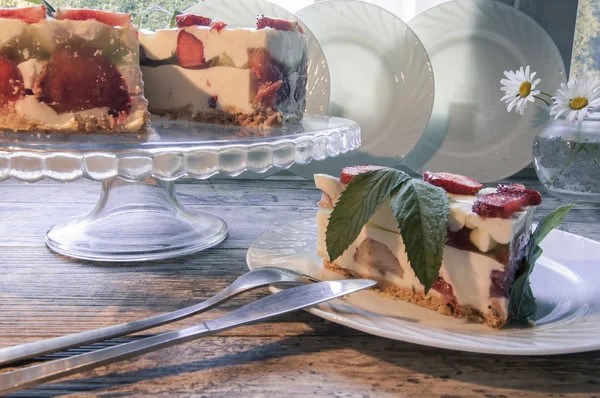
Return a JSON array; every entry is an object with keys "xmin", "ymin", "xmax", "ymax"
[
  {"xmin": 1, "ymin": 177, "xmax": 599, "ymax": 397},
  {"xmin": 4, "ymin": 336, "xmax": 600, "ymax": 397}
]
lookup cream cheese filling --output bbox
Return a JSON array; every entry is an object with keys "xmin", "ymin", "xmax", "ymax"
[
  {"xmin": 316, "ymin": 209, "xmax": 508, "ymax": 314},
  {"xmin": 141, "ymin": 65, "xmax": 258, "ymax": 114},
  {"xmin": 139, "ymin": 26, "xmax": 306, "ymax": 69}
]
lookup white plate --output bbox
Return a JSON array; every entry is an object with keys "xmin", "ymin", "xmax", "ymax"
[
  {"xmin": 403, "ymin": 0, "xmax": 567, "ymax": 182},
  {"xmin": 288, "ymin": 0, "xmax": 434, "ymax": 180},
  {"xmin": 185, "ymin": 0, "xmax": 330, "ymax": 116},
  {"xmin": 247, "ymin": 219, "xmax": 600, "ymax": 355}
]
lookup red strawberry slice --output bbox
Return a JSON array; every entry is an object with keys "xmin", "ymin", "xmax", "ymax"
[
  {"xmin": 0, "ymin": 57, "xmax": 25, "ymax": 106},
  {"xmin": 0, "ymin": 5, "xmax": 46, "ymax": 24},
  {"xmin": 423, "ymin": 171, "xmax": 483, "ymax": 195},
  {"xmin": 256, "ymin": 15, "xmax": 304, "ymax": 34},
  {"xmin": 175, "ymin": 13, "xmax": 212, "ymax": 28},
  {"xmin": 497, "ymin": 183, "xmax": 542, "ymax": 205},
  {"xmin": 472, "ymin": 192, "xmax": 541, "ymax": 218},
  {"xmin": 55, "ymin": 8, "xmax": 131, "ymax": 27},
  {"xmin": 37, "ymin": 45, "xmax": 130, "ymax": 115},
  {"xmin": 176, "ymin": 31, "xmax": 205, "ymax": 67},
  {"xmin": 247, "ymin": 48, "xmax": 282, "ymax": 83},
  {"xmin": 254, "ymin": 80, "xmax": 282, "ymax": 107},
  {"xmin": 340, "ymin": 165, "xmax": 386, "ymax": 185},
  {"xmin": 210, "ymin": 18, "xmax": 227, "ymax": 32}
]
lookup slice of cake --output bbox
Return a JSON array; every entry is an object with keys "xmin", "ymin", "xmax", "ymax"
[
  {"xmin": 139, "ymin": 14, "xmax": 307, "ymax": 127},
  {"xmin": 0, "ymin": 6, "xmax": 148, "ymax": 133},
  {"xmin": 315, "ymin": 166, "xmax": 545, "ymax": 328}
]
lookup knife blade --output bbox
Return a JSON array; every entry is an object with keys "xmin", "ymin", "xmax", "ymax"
[{"xmin": 0, "ymin": 279, "xmax": 375, "ymax": 394}]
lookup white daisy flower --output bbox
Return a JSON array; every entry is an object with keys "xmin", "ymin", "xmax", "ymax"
[
  {"xmin": 550, "ymin": 78, "xmax": 600, "ymax": 124},
  {"xmin": 500, "ymin": 66, "xmax": 541, "ymax": 115}
]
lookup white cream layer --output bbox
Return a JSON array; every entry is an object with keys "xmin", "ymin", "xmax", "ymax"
[
  {"xmin": 316, "ymin": 209, "xmax": 508, "ymax": 315},
  {"xmin": 314, "ymin": 174, "xmax": 532, "ymax": 253},
  {"xmin": 141, "ymin": 65, "xmax": 258, "ymax": 114},
  {"xmin": 14, "ymin": 95, "xmax": 147, "ymax": 131},
  {"xmin": 139, "ymin": 27, "xmax": 306, "ymax": 69}
]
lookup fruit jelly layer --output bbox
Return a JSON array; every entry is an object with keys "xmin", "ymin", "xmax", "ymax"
[{"xmin": 139, "ymin": 27, "xmax": 306, "ymax": 69}]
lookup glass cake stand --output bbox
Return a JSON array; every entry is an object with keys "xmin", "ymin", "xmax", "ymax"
[{"xmin": 0, "ymin": 115, "xmax": 360, "ymax": 262}]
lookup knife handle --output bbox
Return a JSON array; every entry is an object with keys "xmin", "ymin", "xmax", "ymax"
[{"xmin": 0, "ymin": 323, "xmax": 212, "ymax": 395}]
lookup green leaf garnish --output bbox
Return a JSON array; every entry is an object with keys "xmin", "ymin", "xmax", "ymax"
[
  {"xmin": 529, "ymin": 204, "xmax": 575, "ymax": 258},
  {"xmin": 389, "ymin": 179, "xmax": 448, "ymax": 293},
  {"xmin": 326, "ymin": 169, "xmax": 409, "ymax": 262},
  {"xmin": 169, "ymin": 10, "xmax": 182, "ymax": 29},
  {"xmin": 509, "ymin": 205, "xmax": 574, "ymax": 324},
  {"xmin": 325, "ymin": 168, "xmax": 449, "ymax": 293},
  {"xmin": 25, "ymin": 0, "xmax": 56, "ymax": 14}
]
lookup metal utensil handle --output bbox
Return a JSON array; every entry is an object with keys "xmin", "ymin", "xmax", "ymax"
[
  {"xmin": 0, "ymin": 267, "xmax": 309, "ymax": 367},
  {"xmin": 0, "ymin": 280, "xmax": 375, "ymax": 394},
  {"xmin": 0, "ymin": 323, "xmax": 212, "ymax": 395}
]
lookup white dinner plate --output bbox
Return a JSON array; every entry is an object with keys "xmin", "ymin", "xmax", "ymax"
[
  {"xmin": 288, "ymin": 0, "xmax": 434, "ymax": 180},
  {"xmin": 403, "ymin": 0, "xmax": 566, "ymax": 182},
  {"xmin": 247, "ymin": 219, "xmax": 600, "ymax": 355}
]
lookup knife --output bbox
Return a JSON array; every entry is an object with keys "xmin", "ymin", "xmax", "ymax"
[{"xmin": 0, "ymin": 279, "xmax": 375, "ymax": 394}]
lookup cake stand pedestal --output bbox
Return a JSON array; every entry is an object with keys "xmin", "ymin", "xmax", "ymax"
[{"xmin": 0, "ymin": 115, "xmax": 360, "ymax": 262}]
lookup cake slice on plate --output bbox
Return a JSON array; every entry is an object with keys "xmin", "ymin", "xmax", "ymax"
[
  {"xmin": 0, "ymin": 6, "xmax": 148, "ymax": 133},
  {"xmin": 139, "ymin": 14, "xmax": 307, "ymax": 127},
  {"xmin": 315, "ymin": 166, "xmax": 549, "ymax": 328}
]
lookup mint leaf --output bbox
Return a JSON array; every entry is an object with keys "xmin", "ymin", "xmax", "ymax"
[
  {"xmin": 169, "ymin": 10, "xmax": 182, "ymax": 28},
  {"xmin": 530, "ymin": 204, "xmax": 574, "ymax": 254},
  {"xmin": 508, "ymin": 269, "xmax": 537, "ymax": 323},
  {"xmin": 326, "ymin": 169, "xmax": 410, "ymax": 261},
  {"xmin": 25, "ymin": 0, "xmax": 55, "ymax": 14},
  {"xmin": 509, "ymin": 204, "xmax": 573, "ymax": 324},
  {"xmin": 389, "ymin": 179, "xmax": 448, "ymax": 293}
]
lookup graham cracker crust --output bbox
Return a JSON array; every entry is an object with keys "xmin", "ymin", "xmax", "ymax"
[
  {"xmin": 325, "ymin": 262, "xmax": 508, "ymax": 328},
  {"xmin": 150, "ymin": 105, "xmax": 289, "ymax": 128},
  {"xmin": 0, "ymin": 111, "xmax": 150, "ymax": 134}
]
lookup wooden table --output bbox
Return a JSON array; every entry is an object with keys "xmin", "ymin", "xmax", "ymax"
[{"xmin": 1, "ymin": 177, "xmax": 599, "ymax": 397}]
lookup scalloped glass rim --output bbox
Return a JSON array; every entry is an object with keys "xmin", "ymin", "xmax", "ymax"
[
  {"xmin": 0, "ymin": 115, "xmax": 360, "ymax": 182},
  {"xmin": 247, "ymin": 218, "xmax": 600, "ymax": 355}
]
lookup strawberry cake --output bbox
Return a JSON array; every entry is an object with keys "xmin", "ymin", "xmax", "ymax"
[
  {"xmin": 0, "ymin": 6, "xmax": 148, "ymax": 133},
  {"xmin": 316, "ymin": 167, "xmax": 543, "ymax": 328},
  {"xmin": 139, "ymin": 14, "xmax": 307, "ymax": 127}
]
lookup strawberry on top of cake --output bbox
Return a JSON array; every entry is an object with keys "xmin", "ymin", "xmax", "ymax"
[
  {"xmin": 139, "ymin": 14, "xmax": 307, "ymax": 127},
  {"xmin": 0, "ymin": 6, "xmax": 148, "ymax": 133},
  {"xmin": 316, "ymin": 166, "xmax": 571, "ymax": 328}
]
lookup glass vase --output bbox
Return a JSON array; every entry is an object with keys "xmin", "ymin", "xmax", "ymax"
[{"xmin": 533, "ymin": 114, "xmax": 600, "ymax": 201}]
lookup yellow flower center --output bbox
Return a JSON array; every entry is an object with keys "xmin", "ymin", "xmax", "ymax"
[
  {"xmin": 570, "ymin": 96, "xmax": 589, "ymax": 111},
  {"xmin": 519, "ymin": 81, "xmax": 532, "ymax": 97}
]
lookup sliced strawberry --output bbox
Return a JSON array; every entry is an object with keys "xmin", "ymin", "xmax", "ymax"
[
  {"xmin": 37, "ymin": 45, "xmax": 130, "ymax": 114},
  {"xmin": 340, "ymin": 165, "xmax": 386, "ymax": 185},
  {"xmin": 175, "ymin": 13, "xmax": 212, "ymax": 28},
  {"xmin": 256, "ymin": 15, "xmax": 304, "ymax": 33},
  {"xmin": 423, "ymin": 171, "xmax": 483, "ymax": 195},
  {"xmin": 210, "ymin": 18, "xmax": 227, "ymax": 32},
  {"xmin": 497, "ymin": 183, "xmax": 542, "ymax": 205},
  {"xmin": 472, "ymin": 192, "xmax": 541, "ymax": 218},
  {"xmin": 55, "ymin": 8, "xmax": 131, "ymax": 26},
  {"xmin": 247, "ymin": 48, "xmax": 282, "ymax": 83},
  {"xmin": 431, "ymin": 276, "xmax": 457, "ymax": 307},
  {"xmin": 0, "ymin": 57, "xmax": 25, "ymax": 106},
  {"xmin": 208, "ymin": 95, "xmax": 217, "ymax": 109},
  {"xmin": 0, "ymin": 6, "xmax": 46, "ymax": 24},
  {"xmin": 254, "ymin": 80, "xmax": 282, "ymax": 107},
  {"xmin": 176, "ymin": 31, "xmax": 205, "ymax": 67}
]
